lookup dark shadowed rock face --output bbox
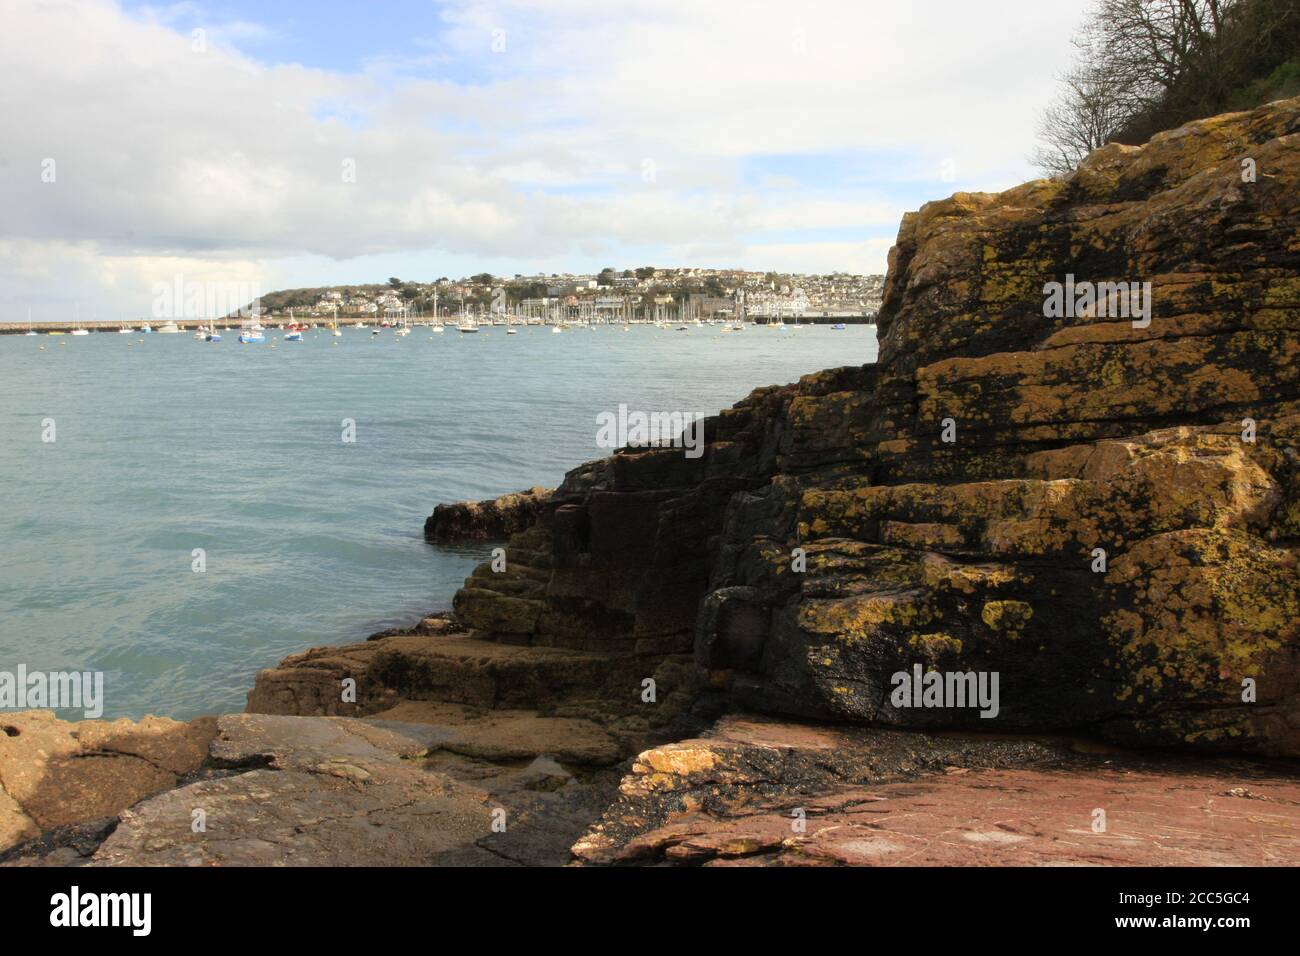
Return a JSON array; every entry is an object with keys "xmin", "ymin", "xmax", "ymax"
[
  {"xmin": 448, "ymin": 97, "xmax": 1300, "ymax": 757},
  {"xmin": 425, "ymin": 487, "xmax": 553, "ymax": 541}
]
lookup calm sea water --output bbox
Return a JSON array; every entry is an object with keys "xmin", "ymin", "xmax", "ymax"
[{"xmin": 0, "ymin": 324, "xmax": 876, "ymax": 720}]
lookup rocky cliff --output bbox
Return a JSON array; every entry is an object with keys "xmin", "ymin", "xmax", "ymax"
[
  {"xmin": 451, "ymin": 96, "xmax": 1300, "ymax": 757},
  {"xmin": 9, "ymin": 98, "xmax": 1296, "ymax": 869}
]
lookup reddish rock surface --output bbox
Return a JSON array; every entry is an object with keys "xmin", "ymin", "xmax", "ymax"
[{"xmin": 573, "ymin": 715, "xmax": 1300, "ymax": 866}]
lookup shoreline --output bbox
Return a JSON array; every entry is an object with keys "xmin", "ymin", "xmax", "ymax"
[
  {"xmin": 5, "ymin": 625, "xmax": 1300, "ymax": 866},
  {"xmin": 4, "ymin": 96, "xmax": 1300, "ymax": 867},
  {"xmin": 0, "ymin": 315, "xmax": 879, "ymax": 335}
]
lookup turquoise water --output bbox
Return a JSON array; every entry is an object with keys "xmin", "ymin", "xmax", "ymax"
[{"xmin": 0, "ymin": 324, "xmax": 876, "ymax": 720}]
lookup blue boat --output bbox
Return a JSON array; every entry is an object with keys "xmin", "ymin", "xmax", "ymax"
[
  {"xmin": 832, "ymin": 323, "xmax": 847, "ymax": 330},
  {"xmin": 284, "ymin": 330, "xmax": 303, "ymax": 342},
  {"xmin": 238, "ymin": 330, "xmax": 266, "ymax": 344}
]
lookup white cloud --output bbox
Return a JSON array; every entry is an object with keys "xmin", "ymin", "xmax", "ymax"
[{"xmin": 0, "ymin": 0, "xmax": 1083, "ymax": 318}]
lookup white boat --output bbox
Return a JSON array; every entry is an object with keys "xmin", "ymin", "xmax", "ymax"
[
  {"xmin": 457, "ymin": 319, "xmax": 480, "ymax": 333},
  {"xmin": 432, "ymin": 325, "xmax": 445, "ymax": 333},
  {"xmin": 506, "ymin": 328, "xmax": 518, "ymax": 335},
  {"xmin": 158, "ymin": 321, "xmax": 180, "ymax": 334},
  {"xmin": 550, "ymin": 325, "xmax": 563, "ymax": 334},
  {"xmin": 118, "ymin": 327, "xmax": 134, "ymax": 334},
  {"xmin": 70, "ymin": 328, "xmax": 89, "ymax": 336}
]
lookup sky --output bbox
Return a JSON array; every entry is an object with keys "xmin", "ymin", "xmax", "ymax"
[{"xmin": 0, "ymin": 0, "xmax": 1086, "ymax": 321}]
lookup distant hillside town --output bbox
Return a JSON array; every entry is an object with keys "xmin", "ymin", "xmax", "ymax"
[{"xmin": 257, "ymin": 268, "xmax": 885, "ymax": 323}]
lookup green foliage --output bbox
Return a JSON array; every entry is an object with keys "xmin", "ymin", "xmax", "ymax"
[{"xmin": 1226, "ymin": 56, "xmax": 1300, "ymax": 110}]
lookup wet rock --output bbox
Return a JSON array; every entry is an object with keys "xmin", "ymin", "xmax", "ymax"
[
  {"xmin": 0, "ymin": 818, "xmax": 118, "ymax": 867},
  {"xmin": 425, "ymin": 487, "xmax": 553, "ymax": 541}
]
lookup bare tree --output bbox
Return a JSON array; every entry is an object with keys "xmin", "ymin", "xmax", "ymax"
[
  {"xmin": 1090, "ymin": 0, "xmax": 1233, "ymax": 126},
  {"xmin": 1032, "ymin": 63, "xmax": 1132, "ymax": 177},
  {"xmin": 1032, "ymin": 0, "xmax": 1249, "ymax": 176}
]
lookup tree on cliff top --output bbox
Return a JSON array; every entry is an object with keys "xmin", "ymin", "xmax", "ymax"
[
  {"xmin": 1032, "ymin": 54, "xmax": 1138, "ymax": 177},
  {"xmin": 1034, "ymin": 0, "xmax": 1300, "ymax": 176}
]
